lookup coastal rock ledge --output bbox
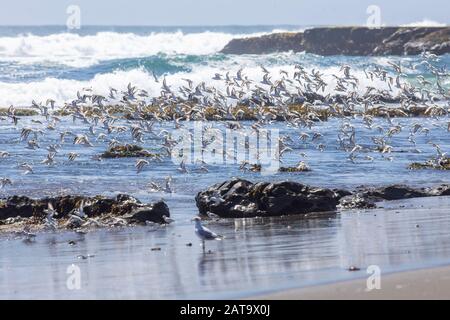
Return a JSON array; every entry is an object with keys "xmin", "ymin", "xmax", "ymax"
[
  {"xmin": 195, "ymin": 179, "xmax": 450, "ymax": 218},
  {"xmin": 0, "ymin": 194, "xmax": 170, "ymax": 225},
  {"xmin": 220, "ymin": 27, "xmax": 450, "ymax": 55}
]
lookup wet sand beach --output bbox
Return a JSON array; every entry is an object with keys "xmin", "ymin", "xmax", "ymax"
[{"xmin": 253, "ymin": 264, "xmax": 450, "ymax": 300}]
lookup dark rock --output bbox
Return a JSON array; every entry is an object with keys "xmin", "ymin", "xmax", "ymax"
[
  {"xmin": 221, "ymin": 32, "xmax": 304, "ymax": 54},
  {"xmin": 373, "ymin": 27, "xmax": 450, "ymax": 55},
  {"xmin": 302, "ymin": 27, "xmax": 398, "ymax": 56},
  {"xmin": 0, "ymin": 194, "xmax": 170, "ymax": 224},
  {"xmin": 195, "ymin": 179, "xmax": 341, "ymax": 218},
  {"xmin": 196, "ymin": 180, "xmax": 450, "ymax": 218},
  {"xmin": 101, "ymin": 144, "xmax": 159, "ymax": 158},
  {"xmin": 4, "ymin": 196, "xmax": 35, "ymax": 218},
  {"xmin": 363, "ymin": 185, "xmax": 429, "ymax": 201},
  {"xmin": 348, "ymin": 266, "xmax": 361, "ymax": 271},
  {"xmin": 220, "ymin": 27, "xmax": 450, "ymax": 56},
  {"xmin": 124, "ymin": 201, "xmax": 170, "ymax": 224}
]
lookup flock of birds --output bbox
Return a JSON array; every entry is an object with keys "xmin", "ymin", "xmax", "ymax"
[
  {"xmin": 0, "ymin": 52, "xmax": 449, "ymax": 247},
  {"xmin": 12, "ymin": 201, "xmax": 220, "ymax": 252}
]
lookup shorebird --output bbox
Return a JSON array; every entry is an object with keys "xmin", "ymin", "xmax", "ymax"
[
  {"xmin": 177, "ymin": 159, "xmax": 188, "ymax": 173},
  {"xmin": 73, "ymin": 134, "xmax": 94, "ymax": 147},
  {"xmin": 44, "ymin": 203, "xmax": 58, "ymax": 230},
  {"xmin": 162, "ymin": 215, "xmax": 175, "ymax": 224},
  {"xmin": 26, "ymin": 139, "xmax": 40, "ymax": 150},
  {"xmin": 192, "ymin": 216, "xmax": 223, "ymax": 252},
  {"xmin": 68, "ymin": 152, "xmax": 79, "ymax": 161},
  {"xmin": 41, "ymin": 153, "xmax": 56, "ymax": 165},
  {"xmin": 18, "ymin": 163, "xmax": 34, "ymax": 175},
  {"xmin": 46, "ymin": 99, "xmax": 56, "ymax": 109},
  {"xmin": 135, "ymin": 159, "xmax": 149, "ymax": 174},
  {"xmin": 152, "ymin": 71, "xmax": 159, "ymax": 83},
  {"xmin": 0, "ymin": 177, "xmax": 12, "ymax": 189},
  {"xmin": 74, "ymin": 201, "xmax": 87, "ymax": 219}
]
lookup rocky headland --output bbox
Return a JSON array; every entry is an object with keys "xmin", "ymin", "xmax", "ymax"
[{"xmin": 220, "ymin": 27, "xmax": 450, "ymax": 55}]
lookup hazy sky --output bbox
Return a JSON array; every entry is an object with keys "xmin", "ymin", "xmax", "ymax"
[{"xmin": 0, "ymin": 0, "xmax": 449, "ymax": 26}]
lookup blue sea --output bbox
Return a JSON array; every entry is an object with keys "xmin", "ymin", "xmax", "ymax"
[{"xmin": 0, "ymin": 25, "xmax": 448, "ymax": 106}]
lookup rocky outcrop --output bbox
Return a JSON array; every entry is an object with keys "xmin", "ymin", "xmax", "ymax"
[
  {"xmin": 221, "ymin": 32, "xmax": 304, "ymax": 54},
  {"xmin": 409, "ymin": 157, "xmax": 450, "ymax": 170},
  {"xmin": 0, "ymin": 194, "xmax": 170, "ymax": 224},
  {"xmin": 373, "ymin": 27, "xmax": 450, "ymax": 55},
  {"xmin": 196, "ymin": 179, "xmax": 450, "ymax": 217},
  {"xmin": 220, "ymin": 27, "xmax": 450, "ymax": 56},
  {"xmin": 360, "ymin": 185, "xmax": 428, "ymax": 201},
  {"xmin": 101, "ymin": 144, "xmax": 159, "ymax": 158},
  {"xmin": 338, "ymin": 184, "xmax": 450, "ymax": 209},
  {"xmin": 338, "ymin": 194, "xmax": 376, "ymax": 209},
  {"xmin": 122, "ymin": 201, "xmax": 170, "ymax": 223},
  {"xmin": 195, "ymin": 179, "xmax": 342, "ymax": 218}
]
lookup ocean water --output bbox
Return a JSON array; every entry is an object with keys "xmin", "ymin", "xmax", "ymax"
[
  {"xmin": 1, "ymin": 26, "xmax": 450, "ymax": 299},
  {"xmin": 0, "ymin": 25, "xmax": 448, "ymax": 106}
]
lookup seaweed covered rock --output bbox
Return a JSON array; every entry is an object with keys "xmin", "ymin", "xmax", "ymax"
[
  {"xmin": 279, "ymin": 162, "xmax": 311, "ymax": 172},
  {"xmin": 409, "ymin": 157, "xmax": 450, "ymax": 170},
  {"xmin": 101, "ymin": 144, "xmax": 160, "ymax": 158},
  {"xmin": 0, "ymin": 194, "xmax": 169, "ymax": 225},
  {"xmin": 426, "ymin": 184, "xmax": 450, "ymax": 197},
  {"xmin": 338, "ymin": 194, "xmax": 376, "ymax": 209}
]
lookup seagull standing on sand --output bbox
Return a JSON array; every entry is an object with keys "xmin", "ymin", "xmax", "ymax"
[{"xmin": 192, "ymin": 216, "xmax": 223, "ymax": 252}]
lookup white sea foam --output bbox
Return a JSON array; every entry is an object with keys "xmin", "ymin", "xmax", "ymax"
[
  {"xmin": 0, "ymin": 26, "xmax": 425, "ymax": 107},
  {"xmin": 0, "ymin": 60, "xmax": 397, "ymax": 107},
  {"xmin": 401, "ymin": 19, "xmax": 446, "ymax": 27},
  {"xmin": 0, "ymin": 29, "xmax": 298, "ymax": 68}
]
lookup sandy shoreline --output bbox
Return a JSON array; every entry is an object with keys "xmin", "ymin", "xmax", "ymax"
[{"xmin": 251, "ymin": 265, "xmax": 450, "ymax": 300}]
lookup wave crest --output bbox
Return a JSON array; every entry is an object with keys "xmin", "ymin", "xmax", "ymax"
[{"xmin": 0, "ymin": 31, "xmax": 240, "ymax": 67}]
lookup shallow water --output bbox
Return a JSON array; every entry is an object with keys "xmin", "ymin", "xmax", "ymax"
[
  {"xmin": 1, "ymin": 116, "xmax": 449, "ymax": 199},
  {"xmin": 1, "ymin": 196, "xmax": 450, "ymax": 299},
  {"xmin": 1, "ymin": 115, "xmax": 450, "ymax": 298}
]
